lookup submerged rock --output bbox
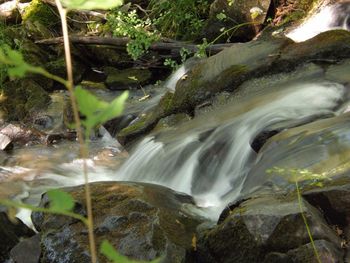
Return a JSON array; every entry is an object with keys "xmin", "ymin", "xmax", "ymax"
[
  {"xmin": 32, "ymin": 182, "xmax": 206, "ymax": 263},
  {"xmin": 104, "ymin": 67, "xmax": 152, "ymax": 90}
]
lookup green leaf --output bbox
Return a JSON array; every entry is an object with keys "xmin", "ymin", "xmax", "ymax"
[
  {"xmin": 75, "ymin": 86, "xmax": 128, "ymax": 132},
  {"xmin": 216, "ymin": 12, "xmax": 226, "ymax": 21},
  {"xmin": 0, "ymin": 45, "xmax": 43, "ymax": 78},
  {"xmin": 60, "ymin": 0, "xmax": 123, "ymax": 11},
  {"xmin": 75, "ymin": 85, "xmax": 109, "ymax": 118},
  {"xmin": 47, "ymin": 189, "xmax": 75, "ymax": 212},
  {"xmin": 100, "ymin": 240, "xmax": 160, "ymax": 263}
]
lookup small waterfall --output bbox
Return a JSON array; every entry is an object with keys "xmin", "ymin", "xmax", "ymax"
[
  {"xmin": 286, "ymin": 2, "xmax": 350, "ymax": 42},
  {"xmin": 117, "ymin": 82, "xmax": 345, "ymax": 208}
]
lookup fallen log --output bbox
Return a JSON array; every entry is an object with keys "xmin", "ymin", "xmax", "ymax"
[{"xmin": 35, "ymin": 36, "xmax": 234, "ymax": 55}]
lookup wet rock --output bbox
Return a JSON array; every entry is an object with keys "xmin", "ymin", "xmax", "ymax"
[
  {"xmin": 0, "ymin": 133, "xmax": 13, "ymax": 151},
  {"xmin": 0, "ymin": 212, "xmax": 35, "ymax": 262},
  {"xmin": 197, "ymin": 195, "xmax": 342, "ymax": 263},
  {"xmin": 0, "ymin": 123, "xmax": 46, "ymax": 146},
  {"xmin": 10, "ymin": 234, "xmax": 41, "ymax": 263},
  {"xmin": 202, "ymin": 0, "xmax": 271, "ymax": 42},
  {"xmin": 32, "ymin": 182, "xmax": 206, "ymax": 263},
  {"xmin": 251, "ymin": 129, "xmax": 280, "ymax": 153},
  {"xmin": 104, "ymin": 67, "xmax": 152, "ymax": 90},
  {"xmin": 280, "ymin": 30, "xmax": 350, "ymax": 70},
  {"xmin": 104, "ymin": 114, "xmax": 137, "ymax": 137}
]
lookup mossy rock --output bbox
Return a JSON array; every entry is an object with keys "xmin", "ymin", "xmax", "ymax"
[
  {"xmin": 21, "ymin": 0, "xmax": 60, "ymax": 39},
  {"xmin": 0, "ymin": 78, "xmax": 50, "ymax": 121},
  {"xmin": 32, "ymin": 182, "xmax": 206, "ymax": 263},
  {"xmin": 279, "ymin": 30, "xmax": 350, "ymax": 70},
  {"xmin": 104, "ymin": 67, "xmax": 152, "ymax": 90}
]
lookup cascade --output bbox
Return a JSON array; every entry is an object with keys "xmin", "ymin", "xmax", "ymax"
[
  {"xmin": 117, "ymin": 81, "xmax": 346, "ymax": 211},
  {"xmin": 286, "ymin": 2, "xmax": 350, "ymax": 42}
]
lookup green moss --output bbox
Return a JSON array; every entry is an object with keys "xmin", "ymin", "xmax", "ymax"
[
  {"xmin": 22, "ymin": 0, "xmax": 58, "ymax": 26},
  {"xmin": 118, "ymin": 115, "xmax": 151, "ymax": 136},
  {"xmin": 22, "ymin": 0, "xmax": 59, "ymax": 39}
]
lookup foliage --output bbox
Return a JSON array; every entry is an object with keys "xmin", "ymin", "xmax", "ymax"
[
  {"xmin": 163, "ymin": 47, "xmax": 193, "ymax": 71},
  {"xmin": 61, "ymin": 0, "xmax": 122, "ymax": 11},
  {"xmin": 106, "ymin": 10, "xmax": 159, "ymax": 60},
  {"xmin": 148, "ymin": 0, "xmax": 210, "ymax": 40}
]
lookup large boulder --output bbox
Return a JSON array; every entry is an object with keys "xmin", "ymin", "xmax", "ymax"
[
  {"xmin": 196, "ymin": 195, "xmax": 343, "ymax": 262},
  {"xmin": 32, "ymin": 182, "xmax": 207, "ymax": 263},
  {"xmin": 202, "ymin": 0, "xmax": 271, "ymax": 42}
]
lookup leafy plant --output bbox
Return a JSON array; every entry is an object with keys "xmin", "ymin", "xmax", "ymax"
[
  {"xmin": 149, "ymin": 0, "xmax": 210, "ymax": 40},
  {"xmin": 106, "ymin": 9, "xmax": 159, "ymax": 60}
]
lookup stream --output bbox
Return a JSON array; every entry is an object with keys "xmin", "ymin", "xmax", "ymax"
[{"xmin": 1, "ymin": 2, "xmax": 350, "ymax": 227}]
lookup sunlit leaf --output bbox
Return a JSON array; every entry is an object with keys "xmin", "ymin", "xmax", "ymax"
[
  {"xmin": 0, "ymin": 45, "xmax": 44, "ymax": 78},
  {"xmin": 60, "ymin": 0, "xmax": 123, "ymax": 11},
  {"xmin": 47, "ymin": 189, "xmax": 75, "ymax": 212},
  {"xmin": 75, "ymin": 85, "xmax": 109, "ymax": 118}
]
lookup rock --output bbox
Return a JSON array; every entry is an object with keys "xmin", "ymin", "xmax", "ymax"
[
  {"xmin": 197, "ymin": 195, "xmax": 342, "ymax": 263},
  {"xmin": 0, "ymin": 0, "xmax": 21, "ymax": 23},
  {"xmin": 10, "ymin": 234, "xmax": 41, "ymax": 263},
  {"xmin": 286, "ymin": 240, "xmax": 343, "ymax": 263},
  {"xmin": 202, "ymin": 0, "xmax": 271, "ymax": 42},
  {"xmin": 32, "ymin": 182, "xmax": 207, "ymax": 263},
  {"xmin": 1, "ymin": 78, "xmax": 50, "ymax": 121},
  {"xmin": 104, "ymin": 67, "xmax": 152, "ymax": 90},
  {"xmin": 0, "ymin": 212, "xmax": 35, "ymax": 262},
  {"xmin": 0, "ymin": 123, "xmax": 46, "ymax": 146},
  {"xmin": 279, "ymin": 30, "xmax": 350, "ymax": 70},
  {"xmin": 117, "ymin": 36, "xmax": 290, "ymax": 144},
  {"xmin": 0, "ymin": 133, "xmax": 13, "ymax": 151},
  {"xmin": 21, "ymin": 0, "xmax": 60, "ymax": 40},
  {"xmin": 303, "ymin": 182, "xmax": 350, "ymax": 229},
  {"xmin": 45, "ymin": 57, "xmax": 87, "ymax": 88}
]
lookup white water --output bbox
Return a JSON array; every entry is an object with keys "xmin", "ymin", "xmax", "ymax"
[
  {"xmin": 286, "ymin": 2, "xmax": 350, "ymax": 42},
  {"xmin": 117, "ymin": 82, "xmax": 345, "ymax": 212}
]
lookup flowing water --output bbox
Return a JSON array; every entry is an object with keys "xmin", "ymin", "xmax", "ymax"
[{"xmin": 1, "ymin": 3, "xmax": 350, "ymax": 224}]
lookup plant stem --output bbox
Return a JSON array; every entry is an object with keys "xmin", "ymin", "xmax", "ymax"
[
  {"xmin": 54, "ymin": 1, "xmax": 97, "ymax": 262},
  {"xmin": 295, "ymin": 181, "xmax": 321, "ymax": 263}
]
